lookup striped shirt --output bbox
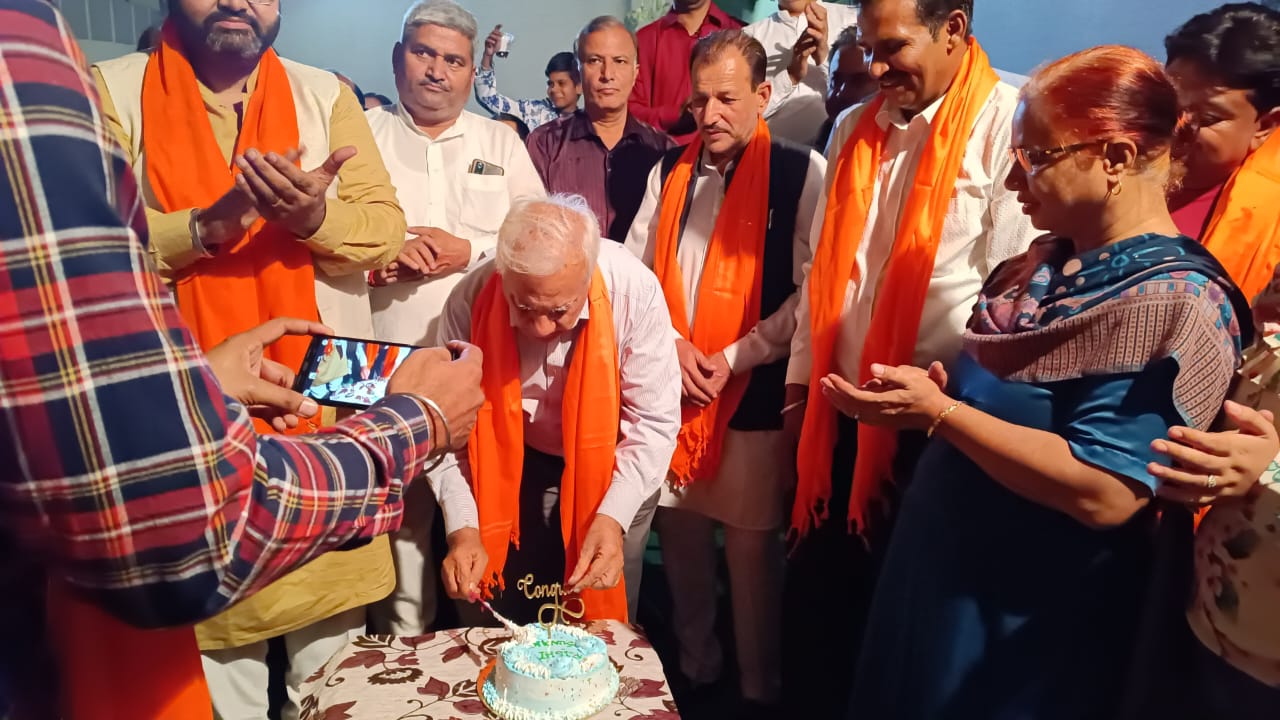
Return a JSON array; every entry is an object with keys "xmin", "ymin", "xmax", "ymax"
[{"xmin": 0, "ymin": 0, "xmax": 438, "ymax": 679}]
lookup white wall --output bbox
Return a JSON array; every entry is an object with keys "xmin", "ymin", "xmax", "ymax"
[
  {"xmin": 273, "ymin": 0, "xmax": 627, "ymax": 112},
  {"xmin": 965, "ymin": 0, "xmax": 1230, "ymax": 75}
]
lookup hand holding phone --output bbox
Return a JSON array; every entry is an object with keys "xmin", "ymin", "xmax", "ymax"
[
  {"xmin": 387, "ymin": 340, "xmax": 484, "ymax": 450},
  {"xmin": 207, "ymin": 317, "xmax": 334, "ymax": 432}
]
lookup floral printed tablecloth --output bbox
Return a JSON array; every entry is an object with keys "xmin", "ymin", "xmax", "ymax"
[{"xmin": 300, "ymin": 620, "xmax": 678, "ymax": 719}]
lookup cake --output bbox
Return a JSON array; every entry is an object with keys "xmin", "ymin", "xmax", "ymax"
[{"xmin": 481, "ymin": 623, "xmax": 619, "ymax": 720}]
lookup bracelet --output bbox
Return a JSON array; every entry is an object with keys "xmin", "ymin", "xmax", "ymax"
[
  {"xmin": 927, "ymin": 400, "xmax": 964, "ymax": 438},
  {"xmin": 418, "ymin": 396, "xmax": 454, "ymax": 454},
  {"xmin": 780, "ymin": 399, "xmax": 808, "ymax": 416}
]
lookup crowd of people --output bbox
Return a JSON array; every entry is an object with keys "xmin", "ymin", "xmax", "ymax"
[{"xmin": 0, "ymin": 0, "xmax": 1277, "ymax": 719}]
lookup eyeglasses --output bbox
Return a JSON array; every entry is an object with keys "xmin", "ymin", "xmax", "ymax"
[{"xmin": 1009, "ymin": 140, "xmax": 1106, "ymax": 173}]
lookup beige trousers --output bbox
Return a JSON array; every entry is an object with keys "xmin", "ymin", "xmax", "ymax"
[{"xmin": 201, "ymin": 607, "xmax": 365, "ymax": 720}]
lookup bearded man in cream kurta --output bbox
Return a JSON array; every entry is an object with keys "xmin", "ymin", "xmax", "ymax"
[
  {"xmin": 93, "ymin": 0, "xmax": 407, "ymax": 717},
  {"xmin": 365, "ymin": 0, "xmax": 545, "ymax": 635}
]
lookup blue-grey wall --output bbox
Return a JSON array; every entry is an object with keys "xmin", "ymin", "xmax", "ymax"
[{"xmin": 975, "ymin": 0, "xmax": 1229, "ymax": 75}]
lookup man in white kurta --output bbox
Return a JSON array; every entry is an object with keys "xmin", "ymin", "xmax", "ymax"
[
  {"xmin": 780, "ymin": 0, "xmax": 1040, "ymax": 714},
  {"xmin": 624, "ymin": 31, "xmax": 826, "ymax": 708},
  {"xmin": 367, "ymin": 0, "xmax": 544, "ymax": 634},
  {"xmin": 745, "ymin": 0, "xmax": 858, "ymax": 146}
]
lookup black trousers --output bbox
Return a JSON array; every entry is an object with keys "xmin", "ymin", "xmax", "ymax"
[
  {"xmin": 781, "ymin": 416, "xmax": 927, "ymax": 718},
  {"xmin": 458, "ymin": 447, "xmax": 568, "ymax": 626}
]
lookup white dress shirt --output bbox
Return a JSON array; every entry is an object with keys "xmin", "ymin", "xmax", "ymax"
[
  {"xmin": 745, "ymin": 1, "xmax": 858, "ymax": 146},
  {"xmin": 625, "ymin": 147, "xmax": 826, "ymax": 375},
  {"xmin": 429, "ymin": 242, "xmax": 682, "ymax": 536},
  {"xmin": 789, "ymin": 81, "xmax": 1038, "ymax": 385},
  {"xmin": 366, "ymin": 104, "xmax": 546, "ymax": 346}
]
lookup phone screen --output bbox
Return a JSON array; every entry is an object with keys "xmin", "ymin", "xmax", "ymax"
[{"xmin": 293, "ymin": 335, "xmax": 420, "ymax": 409}]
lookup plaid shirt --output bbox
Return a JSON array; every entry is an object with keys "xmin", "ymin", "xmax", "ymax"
[{"xmin": 0, "ymin": 0, "xmax": 437, "ymax": 636}]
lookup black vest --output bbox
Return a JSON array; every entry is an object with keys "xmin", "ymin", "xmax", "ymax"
[{"xmin": 658, "ymin": 138, "xmax": 810, "ymax": 432}]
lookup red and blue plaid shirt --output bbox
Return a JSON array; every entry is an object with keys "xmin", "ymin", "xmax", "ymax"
[{"xmin": 0, "ymin": 0, "xmax": 436, "ymax": 642}]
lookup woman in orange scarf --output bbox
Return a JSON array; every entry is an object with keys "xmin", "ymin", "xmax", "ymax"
[{"xmin": 1166, "ymin": 3, "xmax": 1280, "ymax": 299}]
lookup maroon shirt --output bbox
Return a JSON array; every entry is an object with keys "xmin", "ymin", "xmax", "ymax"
[
  {"xmin": 527, "ymin": 110, "xmax": 673, "ymax": 242},
  {"xmin": 1170, "ymin": 183, "xmax": 1224, "ymax": 240},
  {"xmin": 629, "ymin": 3, "xmax": 744, "ymax": 144}
]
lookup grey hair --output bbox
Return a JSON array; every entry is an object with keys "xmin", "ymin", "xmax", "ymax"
[
  {"xmin": 401, "ymin": 0, "xmax": 478, "ymax": 53},
  {"xmin": 574, "ymin": 15, "xmax": 638, "ymax": 63},
  {"xmin": 495, "ymin": 194, "xmax": 601, "ymax": 279}
]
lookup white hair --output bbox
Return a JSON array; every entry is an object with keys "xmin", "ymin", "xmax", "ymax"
[
  {"xmin": 401, "ymin": 0, "xmax": 477, "ymax": 52},
  {"xmin": 495, "ymin": 194, "xmax": 601, "ymax": 279}
]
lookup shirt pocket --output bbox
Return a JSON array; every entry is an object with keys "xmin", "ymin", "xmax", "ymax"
[
  {"xmin": 935, "ymin": 159, "xmax": 994, "ymax": 274},
  {"xmin": 459, "ymin": 173, "xmax": 511, "ymax": 236}
]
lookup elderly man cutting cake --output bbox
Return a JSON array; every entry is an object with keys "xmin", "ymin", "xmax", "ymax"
[{"xmin": 430, "ymin": 195, "xmax": 681, "ymax": 623}]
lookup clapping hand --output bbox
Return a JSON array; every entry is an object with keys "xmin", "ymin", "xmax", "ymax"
[{"xmin": 233, "ymin": 146, "xmax": 357, "ymax": 239}]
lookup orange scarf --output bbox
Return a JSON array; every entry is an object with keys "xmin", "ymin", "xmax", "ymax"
[
  {"xmin": 467, "ymin": 271, "xmax": 626, "ymax": 621},
  {"xmin": 143, "ymin": 21, "xmax": 320, "ymax": 406},
  {"xmin": 1201, "ymin": 131, "xmax": 1280, "ymax": 300},
  {"xmin": 653, "ymin": 119, "xmax": 771, "ymax": 485},
  {"xmin": 793, "ymin": 39, "xmax": 999, "ymax": 538},
  {"xmin": 49, "ymin": 583, "xmax": 212, "ymax": 720}
]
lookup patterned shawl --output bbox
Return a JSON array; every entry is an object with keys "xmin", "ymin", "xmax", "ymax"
[{"xmin": 965, "ymin": 233, "xmax": 1252, "ymax": 430}]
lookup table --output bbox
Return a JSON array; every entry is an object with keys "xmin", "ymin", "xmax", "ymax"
[{"xmin": 300, "ymin": 620, "xmax": 679, "ymax": 719}]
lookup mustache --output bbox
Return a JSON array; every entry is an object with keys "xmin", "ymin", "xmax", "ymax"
[
  {"xmin": 418, "ymin": 78, "xmax": 450, "ymax": 91},
  {"xmin": 204, "ymin": 11, "xmax": 264, "ymax": 35}
]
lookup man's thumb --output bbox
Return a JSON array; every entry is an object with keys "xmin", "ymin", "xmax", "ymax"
[
  {"xmin": 242, "ymin": 378, "xmax": 319, "ymax": 418},
  {"xmin": 316, "ymin": 146, "xmax": 358, "ymax": 181}
]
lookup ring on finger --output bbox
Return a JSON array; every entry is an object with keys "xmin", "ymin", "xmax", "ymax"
[{"xmin": 1205, "ymin": 475, "xmax": 1217, "ymax": 490}]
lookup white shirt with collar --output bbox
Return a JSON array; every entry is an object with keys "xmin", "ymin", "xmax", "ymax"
[
  {"xmin": 745, "ymin": 1, "xmax": 858, "ymax": 146},
  {"xmin": 429, "ymin": 242, "xmax": 682, "ymax": 536},
  {"xmin": 789, "ymin": 80, "xmax": 1038, "ymax": 385},
  {"xmin": 625, "ymin": 145, "xmax": 827, "ymax": 376},
  {"xmin": 366, "ymin": 104, "xmax": 546, "ymax": 346}
]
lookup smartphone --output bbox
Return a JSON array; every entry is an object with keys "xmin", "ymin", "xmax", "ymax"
[
  {"xmin": 468, "ymin": 159, "xmax": 505, "ymax": 176},
  {"xmin": 496, "ymin": 31, "xmax": 514, "ymax": 58},
  {"xmin": 293, "ymin": 335, "xmax": 421, "ymax": 409}
]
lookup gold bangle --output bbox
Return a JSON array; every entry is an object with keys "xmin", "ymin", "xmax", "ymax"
[{"xmin": 927, "ymin": 400, "xmax": 964, "ymax": 438}]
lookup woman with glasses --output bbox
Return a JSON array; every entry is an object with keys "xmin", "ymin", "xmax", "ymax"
[{"xmin": 825, "ymin": 45, "xmax": 1252, "ymax": 720}]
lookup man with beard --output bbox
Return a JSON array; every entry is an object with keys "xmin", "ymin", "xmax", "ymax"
[
  {"xmin": 365, "ymin": 0, "xmax": 544, "ymax": 635},
  {"xmin": 92, "ymin": 0, "xmax": 408, "ymax": 717}
]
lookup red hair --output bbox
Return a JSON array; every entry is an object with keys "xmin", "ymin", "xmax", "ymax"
[{"xmin": 1022, "ymin": 45, "xmax": 1194, "ymax": 171}]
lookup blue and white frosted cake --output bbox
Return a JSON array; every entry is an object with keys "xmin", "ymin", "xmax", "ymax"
[{"xmin": 482, "ymin": 623, "xmax": 619, "ymax": 720}]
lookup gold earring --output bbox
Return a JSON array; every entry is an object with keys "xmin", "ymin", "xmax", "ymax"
[{"xmin": 1109, "ymin": 179, "xmax": 1123, "ymax": 197}]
